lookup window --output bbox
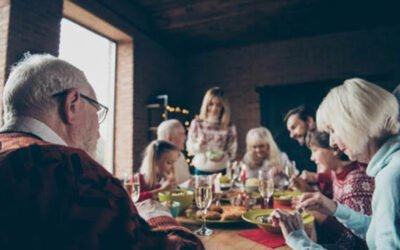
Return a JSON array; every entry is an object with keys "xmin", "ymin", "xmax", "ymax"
[{"xmin": 59, "ymin": 18, "xmax": 116, "ymax": 173}]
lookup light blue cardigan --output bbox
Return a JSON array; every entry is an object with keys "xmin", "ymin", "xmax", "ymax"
[{"xmin": 286, "ymin": 135, "xmax": 400, "ymax": 250}]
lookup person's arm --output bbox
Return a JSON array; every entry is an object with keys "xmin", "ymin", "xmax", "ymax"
[
  {"xmin": 186, "ymin": 119, "xmax": 206, "ymax": 154},
  {"xmin": 138, "ymin": 174, "xmax": 158, "ymax": 202},
  {"xmin": 226, "ymin": 124, "xmax": 237, "ymax": 160},
  {"xmin": 73, "ymin": 153, "xmax": 203, "ymax": 250},
  {"xmin": 271, "ymin": 209, "xmax": 326, "ymax": 250},
  {"xmin": 286, "ymin": 230, "xmax": 326, "ymax": 250},
  {"xmin": 334, "ymin": 203, "xmax": 371, "ymax": 239}
]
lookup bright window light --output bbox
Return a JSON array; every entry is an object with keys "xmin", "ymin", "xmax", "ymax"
[{"xmin": 59, "ymin": 18, "xmax": 116, "ymax": 174}]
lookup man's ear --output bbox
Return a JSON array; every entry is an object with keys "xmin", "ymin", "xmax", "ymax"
[
  {"xmin": 61, "ymin": 89, "xmax": 81, "ymax": 125},
  {"xmin": 168, "ymin": 134, "xmax": 173, "ymax": 142},
  {"xmin": 306, "ymin": 116, "xmax": 316, "ymax": 129}
]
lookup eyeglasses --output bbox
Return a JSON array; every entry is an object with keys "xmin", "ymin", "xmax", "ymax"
[
  {"xmin": 52, "ymin": 91, "xmax": 109, "ymax": 124},
  {"xmin": 80, "ymin": 94, "xmax": 109, "ymax": 124}
]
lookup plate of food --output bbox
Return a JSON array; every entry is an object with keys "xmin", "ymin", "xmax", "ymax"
[
  {"xmin": 273, "ymin": 190, "xmax": 302, "ymax": 206},
  {"xmin": 242, "ymin": 208, "xmax": 314, "ymax": 234},
  {"xmin": 185, "ymin": 204, "xmax": 247, "ymax": 223}
]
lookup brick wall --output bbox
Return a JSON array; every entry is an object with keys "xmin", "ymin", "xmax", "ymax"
[
  {"xmin": 6, "ymin": 0, "xmax": 62, "ymax": 68},
  {"xmin": 1, "ymin": 0, "xmax": 185, "ymax": 176},
  {"xmin": 185, "ymin": 27, "xmax": 400, "ymax": 158}
]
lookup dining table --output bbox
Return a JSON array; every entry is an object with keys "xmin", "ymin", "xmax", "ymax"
[{"xmin": 176, "ymin": 201, "xmax": 317, "ymax": 250}]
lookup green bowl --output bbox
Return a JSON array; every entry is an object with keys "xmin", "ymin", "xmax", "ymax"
[
  {"xmin": 242, "ymin": 208, "xmax": 314, "ymax": 234},
  {"xmin": 158, "ymin": 189, "xmax": 194, "ymax": 211}
]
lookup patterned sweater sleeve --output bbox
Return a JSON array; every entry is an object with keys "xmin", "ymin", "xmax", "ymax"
[
  {"xmin": 226, "ymin": 124, "xmax": 237, "ymax": 160},
  {"xmin": 186, "ymin": 118, "xmax": 205, "ymax": 155},
  {"xmin": 338, "ymin": 171, "xmax": 373, "ymax": 216}
]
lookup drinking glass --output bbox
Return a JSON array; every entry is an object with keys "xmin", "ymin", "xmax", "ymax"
[
  {"xmin": 285, "ymin": 161, "xmax": 297, "ymax": 179},
  {"xmin": 194, "ymin": 175, "xmax": 213, "ymax": 236},
  {"xmin": 258, "ymin": 169, "xmax": 274, "ymax": 208},
  {"xmin": 123, "ymin": 173, "xmax": 141, "ymax": 202}
]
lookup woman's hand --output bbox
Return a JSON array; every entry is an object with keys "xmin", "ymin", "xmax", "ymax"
[
  {"xmin": 296, "ymin": 192, "xmax": 337, "ymax": 216},
  {"xmin": 271, "ymin": 209, "xmax": 304, "ymax": 240}
]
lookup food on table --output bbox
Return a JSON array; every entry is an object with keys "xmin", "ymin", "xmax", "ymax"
[
  {"xmin": 245, "ymin": 178, "xmax": 259, "ymax": 187},
  {"xmin": 196, "ymin": 210, "xmax": 222, "ymax": 220},
  {"xmin": 278, "ymin": 194, "xmax": 292, "ymax": 200},
  {"xmin": 185, "ymin": 208, "xmax": 196, "ymax": 218},
  {"xmin": 209, "ymin": 204, "xmax": 223, "ymax": 213},
  {"xmin": 206, "ymin": 149, "xmax": 224, "ymax": 161},
  {"xmin": 221, "ymin": 190, "xmax": 241, "ymax": 200},
  {"xmin": 187, "ymin": 204, "xmax": 247, "ymax": 222},
  {"xmin": 219, "ymin": 175, "xmax": 231, "ymax": 184},
  {"xmin": 222, "ymin": 206, "xmax": 247, "ymax": 221}
]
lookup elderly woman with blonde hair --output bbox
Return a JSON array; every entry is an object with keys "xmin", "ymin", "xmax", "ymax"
[
  {"xmin": 242, "ymin": 127, "xmax": 290, "ymax": 179},
  {"xmin": 272, "ymin": 78, "xmax": 400, "ymax": 249}
]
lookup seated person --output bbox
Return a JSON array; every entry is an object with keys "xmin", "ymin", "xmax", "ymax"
[
  {"xmin": 294, "ymin": 130, "xmax": 374, "ymax": 248},
  {"xmin": 157, "ymin": 119, "xmax": 192, "ymax": 187},
  {"xmin": 0, "ymin": 54, "xmax": 203, "ymax": 250},
  {"xmin": 138, "ymin": 140, "xmax": 179, "ymax": 201},
  {"xmin": 273, "ymin": 78, "xmax": 400, "ymax": 250},
  {"xmin": 242, "ymin": 127, "xmax": 291, "ymax": 179}
]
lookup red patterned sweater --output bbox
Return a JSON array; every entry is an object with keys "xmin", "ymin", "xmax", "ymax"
[
  {"xmin": 0, "ymin": 132, "xmax": 203, "ymax": 250},
  {"xmin": 319, "ymin": 162, "xmax": 374, "ymax": 249},
  {"xmin": 332, "ymin": 162, "xmax": 374, "ymax": 215}
]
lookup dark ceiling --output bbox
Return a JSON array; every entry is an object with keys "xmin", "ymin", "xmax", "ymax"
[{"xmin": 101, "ymin": 0, "xmax": 399, "ymax": 53}]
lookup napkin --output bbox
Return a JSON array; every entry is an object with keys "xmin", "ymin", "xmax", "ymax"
[{"xmin": 238, "ymin": 229, "xmax": 286, "ymax": 248}]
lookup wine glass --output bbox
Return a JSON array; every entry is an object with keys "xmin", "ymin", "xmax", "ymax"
[
  {"xmin": 123, "ymin": 173, "xmax": 141, "ymax": 202},
  {"xmin": 285, "ymin": 161, "xmax": 297, "ymax": 179},
  {"xmin": 194, "ymin": 175, "xmax": 213, "ymax": 236},
  {"xmin": 258, "ymin": 169, "xmax": 274, "ymax": 208}
]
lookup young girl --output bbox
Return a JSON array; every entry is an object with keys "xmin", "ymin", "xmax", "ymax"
[
  {"xmin": 138, "ymin": 140, "xmax": 180, "ymax": 202},
  {"xmin": 186, "ymin": 87, "xmax": 237, "ymax": 175},
  {"xmin": 242, "ymin": 127, "xmax": 290, "ymax": 179}
]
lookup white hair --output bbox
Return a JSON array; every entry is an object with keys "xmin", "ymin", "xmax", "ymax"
[
  {"xmin": 317, "ymin": 78, "xmax": 399, "ymax": 154},
  {"xmin": 3, "ymin": 53, "xmax": 88, "ymax": 122},
  {"xmin": 245, "ymin": 127, "xmax": 283, "ymax": 166},
  {"xmin": 157, "ymin": 119, "xmax": 183, "ymax": 141}
]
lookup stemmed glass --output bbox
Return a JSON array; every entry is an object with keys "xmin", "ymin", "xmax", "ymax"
[
  {"xmin": 194, "ymin": 175, "xmax": 213, "ymax": 236},
  {"xmin": 285, "ymin": 161, "xmax": 297, "ymax": 179},
  {"xmin": 123, "ymin": 173, "xmax": 141, "ymax": 202},
  {"xmin": 258, "ymin": 169, "xmax": 274, "ymax": 208}
]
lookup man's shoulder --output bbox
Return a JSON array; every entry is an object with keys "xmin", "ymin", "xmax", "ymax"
[{"xmin": 0, "ymin": 143, "xmax": 111, "ymax": 177}]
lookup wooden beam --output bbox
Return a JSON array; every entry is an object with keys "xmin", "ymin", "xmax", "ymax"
[{"xmin": 63, "ymin": 0, "xmax": 131, "ymax": 42}]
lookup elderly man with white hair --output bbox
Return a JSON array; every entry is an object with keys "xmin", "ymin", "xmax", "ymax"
[
  {"xmin": 0, "ymin": 54, "xmax": 203, "ymax": 250},
  {"xmin": 157, "ymin": 119, "xmax": 191, "ymax": 186}
]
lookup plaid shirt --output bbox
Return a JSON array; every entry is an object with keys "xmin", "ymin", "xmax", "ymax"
[{"xmin": 0, "ymin": 132, "xmax": 203, "ymax": 250}]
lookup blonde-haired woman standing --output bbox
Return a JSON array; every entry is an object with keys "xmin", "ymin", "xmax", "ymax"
[
  {"xmin": 243, "ymin": 127, "xmax": 290, "ymax": 179},
  {"xmin": 272, "ymin": 78, "xmax": 400, "ymax": 249},
  {"xmin": 186, "ymin": 87, "xmax": 237, "ymax": 175}
]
